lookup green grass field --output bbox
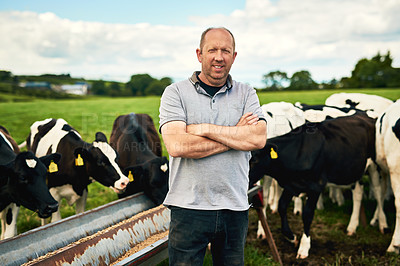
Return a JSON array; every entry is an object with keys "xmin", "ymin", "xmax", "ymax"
[{"xmin": 1, "ymin": 88, "xmax": 399, "ymax": 264}]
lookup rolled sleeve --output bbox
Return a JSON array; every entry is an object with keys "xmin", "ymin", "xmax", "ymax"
[
  {"xmin": 244, "ymin": 87, "xmax": 265, "ymax": 121},
  {"xmin": 159, "ymin": 84, "xmax": 187, "ymax": 132}
]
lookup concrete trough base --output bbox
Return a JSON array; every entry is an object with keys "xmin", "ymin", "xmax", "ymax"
[{"xmin": 113, "ymin": 235, "xmax": 169, "ymax": 266}]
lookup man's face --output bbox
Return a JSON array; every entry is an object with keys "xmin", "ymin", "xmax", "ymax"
[{"xmin": 196, "ymin": 29, "xmax": 237, "ymax": 87}]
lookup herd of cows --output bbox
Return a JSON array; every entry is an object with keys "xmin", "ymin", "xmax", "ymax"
[
  {"xmin": 0, "ymin": 113, "xmax": 169, "ymax": 240},
  {"xmin": 1, "ymin": 92, "xmax": 400, "ymax": 260}
]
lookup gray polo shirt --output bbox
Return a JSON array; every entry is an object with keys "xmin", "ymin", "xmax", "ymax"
[{"xmin": 159, "ymin": 72, "xmax": 265, "ymax": 211}]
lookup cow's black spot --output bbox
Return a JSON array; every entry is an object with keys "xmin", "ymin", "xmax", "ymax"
[
  {"xmin": 345, "ymin": 99, "xmax": 359, "ymax": 108},
  {"xmin": 62, "ymin": 124, "xmax": 73, "ymax": 132},
  {"xmin": 6, "ymin": 207, "xmax": 13, "ymax": 225},
  {"xmin": 379, "ymin": 113, "xmax": 386, "ymax": 134},
  {"xmin": 392, "ymin": 118, "xmax": 400, "ymax": 142}
]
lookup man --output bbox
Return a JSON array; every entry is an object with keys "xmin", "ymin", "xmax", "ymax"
[{"xmin": 159, "ymin": 27, "xmax": 267, "ymax": 265}]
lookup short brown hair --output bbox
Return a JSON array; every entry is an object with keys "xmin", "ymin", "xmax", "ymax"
[{"xmin": 199, "ymin": 27, "xmax": 236, "ymax": 53}]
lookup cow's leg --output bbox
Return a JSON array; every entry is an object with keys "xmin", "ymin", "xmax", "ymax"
[
  {"xmin": 0, "ymin": 210, "xmax": 5, "ymax": 240},
  {"xmin": 316, "ymin": 193, "xmax": 324, "ymax": 210},
  {"xmin": 75, "ymin": 189, "xmax": 88, "ymax": 214},
  {"xmin": 271, "ymin": 180, "xmax": 282, "ymax": 213},
  {"xmin": 346, "ymin": 181, "xmax": 363, "ymax": 235},
  {"xmin": 0, "ymin": 203, "xmax": 19, "ymax": 240},
  {"xmin": 334, "ymin": 187, "xmax": 345, "ymax": 206},
  {"xmin": 278, "ymin": 189, "xmax": 296, "ymax": 243},
  {"xmin": 293, "ymin": 195, "xmax": 303, "ymax": 215},
  {"xmin": 257, "ymin": 176, "xmax": 272, "ymax": 239},
  {"xmin": 368, "ymin": 163, "xmax": 388, "ymax": 233},
  {"xmin": 297, "ymin": 191, "xmax": 320, "ymax": 259},
  {"xmin": 268, "ymin": 179, "xmax": 275, "ymax": 206},
  {"xmin": 387, "ymin": 170, "xmax": 400, "ymax": 253}
]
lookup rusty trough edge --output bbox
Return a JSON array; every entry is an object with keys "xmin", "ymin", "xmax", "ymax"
[
  {"xmin": 0, "ymin": 192, "xmax": 156, "ymax": 266},
  {"xmin": 112, "ymin": 185, "xmax": 264, "ymax": 266},
  {"xmin": 25, "ymin": 205, "xmax": 170, "ymax": 266},
  {"xmin": 114, "ymin": 235, "xmax": 169, "ymax": 266}
]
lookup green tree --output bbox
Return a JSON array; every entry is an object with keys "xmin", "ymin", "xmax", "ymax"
[
  {"xmin": 288, "ymin": 70, "xmax": 317, "ymax": 90},
  {"xmin": 262, "ymin": 71, "xmax": 289, "ymax": 90},
  {"xmin": 145, "ymin": 80, "xmax": 165, "ymax": 95},
  {"xmin": 0, "ymin": 70, "xmax": 13, "ymax": 82},
  {"xmin": 108, "ymin": 82, "xmax": 121, "ymax": 97},
  {"xmin": 91, "ymin": 80, "xmax": 107, "ymax": 95},
  {"xmin": 343, "ymin": 51, "xmax": 399, "ymax": 88},
  {"xmin": 145, "ymin": 77, "xmax": 173, "ymax": 96},
  {"xmin": 126, "ymin": 74, "xmax": 155, "ymax": 96}
]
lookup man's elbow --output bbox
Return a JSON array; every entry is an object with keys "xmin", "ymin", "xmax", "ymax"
[
  {"xmin": 165, "ymin": 144, "xmax": 181, "ymax": 158},
  {"xmin": 253, "ymin": 121, "xmax": 267, "ymax": 149},
  {"xmin": 253, "ymin": 134, "xmax": 267, "ymax": 150}
]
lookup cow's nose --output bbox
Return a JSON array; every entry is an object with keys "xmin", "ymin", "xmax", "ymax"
[
  {"xmin": 120, "ymin": 181, "xmax": 128, "ymax": 188},
  {"xmin": 43, "ymin": 203, "xmax": 59, "ymax": 215}
]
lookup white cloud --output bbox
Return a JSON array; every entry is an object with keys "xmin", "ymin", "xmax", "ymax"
[{"xmin": 0, "ymin": 0, "xmax": 399, "ymax": 87}]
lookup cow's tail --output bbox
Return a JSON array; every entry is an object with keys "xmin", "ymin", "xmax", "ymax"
[{"xmin": 18, "ymin": 140, "xmax": 27, "ymax": 149}]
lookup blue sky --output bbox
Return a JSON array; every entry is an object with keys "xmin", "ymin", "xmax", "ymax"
[
  {"xmin": 0, "ymin": 1, "xmax": 245, "ymax": 25},
  {"xmin": 1, "ymin": 0, "xmax": 399, "ymax": 87}
]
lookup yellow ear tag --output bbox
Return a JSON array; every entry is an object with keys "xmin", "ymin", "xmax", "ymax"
[
  {"xmin": 128, "ymin": 171, "xmax": 134, "ymax": 182},
  {"xmin": 75, "ymin": 154, "xmax": 84, "ymax": 166},
  {"xmin": 270, "ymin": 148, "xmax": 278, "ymax": 159},
  {"xmin": 48, "ymin": 160, "xmax": 58, "ymax": 173}
]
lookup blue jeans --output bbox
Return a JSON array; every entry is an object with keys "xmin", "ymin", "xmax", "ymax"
[{"xmin": 168, "ymin": 206, "xmax": 249, "ymax": 266}]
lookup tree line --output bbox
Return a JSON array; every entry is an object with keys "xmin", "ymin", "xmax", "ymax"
[
  {"xmin": 1, "ymin": 51, "xmax": 399, "ymax": 98},
  {"xmin": 91, "ymin": 74, "xmax": 173, "ymax": 97},
  {"xmin": 262, "ymin": 51, "xmax": 400, "ymax": 91},
  {"xmin": 0, "ymin": 72, "xmax": 173, "ymax": 98}
]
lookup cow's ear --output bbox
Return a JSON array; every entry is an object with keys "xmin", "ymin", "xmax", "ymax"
[
  {"xmin": 267, "ymin": 143, "xmax": 278, "ymax": 159},
  {"xmin": 124, "ymin": 166, "xmax": 143, "ymax": 182},
  {"xmin": 74, "ymin": 147, "xmax": 89, "ymax": 166},
  {"xmin": 95, "ymin": 132, "xmax": 108, "ymax": 143},
  {"xmin": 39, "ymin": 153, "xmax": 62, "ymax": 167}
]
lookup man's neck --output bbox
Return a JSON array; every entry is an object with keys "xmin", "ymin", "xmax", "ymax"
[
  {"xmin": 198, "ymin": 72, "xmax": 226, "ymax": 87},
  {"xmin": 197, "ymin": 73, "xmax": 224, "ymax": 97}
]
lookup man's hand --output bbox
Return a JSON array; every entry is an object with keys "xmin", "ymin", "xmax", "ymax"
[
  {"xmin": 187, "ymin": 112, "xmax": 259, "ymax": 136},
  {"xmin": 236, "ymin": 112, "xmax": 259, "ymax": 126}
]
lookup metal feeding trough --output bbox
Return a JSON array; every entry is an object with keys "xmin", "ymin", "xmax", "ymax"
[
  {"xmin": 0, "ymin": 186, "xmax": 282, "ymax": 266},
  {"xmin": 0, "ymin": 192, "xmax": 170, "ymax": 266}
]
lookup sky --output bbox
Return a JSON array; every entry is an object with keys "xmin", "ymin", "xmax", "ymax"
[{"xmin": 1, "ymin": 0, "xmax": 399, "ymax": 88}]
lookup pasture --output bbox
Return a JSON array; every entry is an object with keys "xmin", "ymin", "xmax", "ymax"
[{"xmin": 1, "ymin": 88, "xmax": 400, "ymax": 265}]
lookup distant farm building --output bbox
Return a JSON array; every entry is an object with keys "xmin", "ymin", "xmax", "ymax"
[
  {"xmin": 20, "ymin": 82, "xmax": 52, "ymax": 90},
  {"xmin": 60, "ymin": 83, "xmax": 89, "ymax": 95}
]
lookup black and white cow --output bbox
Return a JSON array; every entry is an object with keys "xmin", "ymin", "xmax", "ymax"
[
  {"xmin": 249, "ymin": 112, "xmax": 376, "ymax": 259},
  {"xmin": 294, "ymin": 102, "xmax": 389, "ymax": 235},
  {"xmin": 0, "ymin": 126, "xmax": 60, "ymax": 239},
  {"xmin": 375, "ymin": 100, "xmax": 400, "ymax": 253},
  {"xmin": 110, "ymin": 113, "xmax": 168, "ymax": 205},
  {"xmin": 26, "ymin": 118, "xmax": 129, "ymax": 223},
  {"xmin": 325, "ymin": 92, "xmax": 393, "ymax": 119},
  {"xmin": 254, "ymin": 102, "xmax": 306, "ymax": 238},
  {"xmin": 325, "ymin": 92, "xmax": 394, "ymax": 229}
]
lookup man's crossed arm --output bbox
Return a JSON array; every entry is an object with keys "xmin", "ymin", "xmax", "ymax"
[{"xmin": 161, "ymin": 112, "xmax": 267, "ymax": 159}]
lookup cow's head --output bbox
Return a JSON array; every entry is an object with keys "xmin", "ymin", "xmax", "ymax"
[
  {"xmin": 121, "ymin": 156, "xmax": 169, "ymax": 205},
  {"xmin": 0, "ymin": 151, "xmax": 60, "ymax": 218},
  {"xmin": 74, "ymin": 132, "xmax": 129, "ymax": 193},
  {"xmin": 249, "ymin": 143, "xmax": 278, "ymax": 188}
]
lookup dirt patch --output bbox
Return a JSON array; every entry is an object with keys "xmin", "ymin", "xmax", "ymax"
[{"xmin": 247, "ymin": 196, "xmax": 400, "ymax": 265}]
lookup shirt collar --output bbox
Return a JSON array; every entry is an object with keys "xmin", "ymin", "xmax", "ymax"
[{"xmin": 189, "ymin": 71, "xmax": 233, "ymax": 91}]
